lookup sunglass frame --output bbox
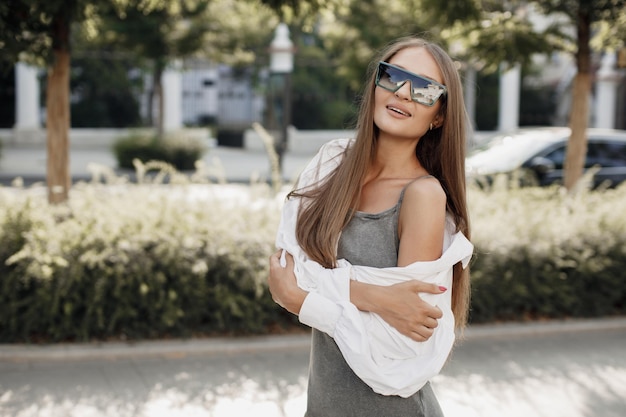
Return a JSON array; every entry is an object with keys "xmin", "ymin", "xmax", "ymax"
[{"xmin": 375, "ymin": 61, "xmax": 447, "ymax": 107}]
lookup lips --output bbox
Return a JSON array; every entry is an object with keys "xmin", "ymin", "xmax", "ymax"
[{"xmin": 386, "ymin": 104, "xmax": 412, "ymax": 117}]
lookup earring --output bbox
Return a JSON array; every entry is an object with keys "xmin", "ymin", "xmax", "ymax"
[{"xmin": 429, "ymin": 123, "xmax": 433, "ymax": 131}]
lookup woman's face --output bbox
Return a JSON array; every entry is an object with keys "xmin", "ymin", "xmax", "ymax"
[{"xmin": 373, "ymin": 46, "xmax": 445, "ymax": 141}]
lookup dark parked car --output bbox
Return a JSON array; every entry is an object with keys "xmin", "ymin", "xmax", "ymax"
[{"xmin": 466, "ymin": 127, "xmax": 626, "ymax": 188}]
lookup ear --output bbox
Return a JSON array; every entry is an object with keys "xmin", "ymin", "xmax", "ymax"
[{"xmin": 432, "ymin": 114, "xmax": 445, "ymax": 129}]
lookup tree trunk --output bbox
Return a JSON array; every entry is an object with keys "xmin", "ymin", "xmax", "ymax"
[
  {"xmin": 154, "ymin": 64, "xmax": 164, "ymax": 139},
  {"xmin": 563, "ymin": 9, "xmax": 592, "ymax": 191},
  {"xmin": 46, "ymin": 18, "xmax": 71, "ymax": 204},
  {"xmin": 147, "ymin": 88, "xmax": 154, "ymax": 127}
]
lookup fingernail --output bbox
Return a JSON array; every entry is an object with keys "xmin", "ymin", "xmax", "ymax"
[{"xmin": 438, "ymin": 286, "xmax": 447, "ymax": 292}]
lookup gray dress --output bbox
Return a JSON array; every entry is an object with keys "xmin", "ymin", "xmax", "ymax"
[{"xmin": 305, "ymin": 179, "xmax": 445, "ymax": 417}]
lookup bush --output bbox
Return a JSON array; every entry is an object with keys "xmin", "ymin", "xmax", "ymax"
[
  {"xmin": 468, "ymin": 181, "xmax": 626, "ymax": 323},
  {"xmin": 0, "ymin": 175, "xmax": 625, "ymax": 343},
  {"xmin": 0, "ymin": 179, "xmax": 299, "ymax": 342},
  {"xmin": 113, "ymin": 133, "xmax": 207, "ymax": 171}
]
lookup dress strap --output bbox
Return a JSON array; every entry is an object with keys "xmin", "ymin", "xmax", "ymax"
[{"xmin": 398, "ymin": 175, "xmax": 434, "ymax": 204}]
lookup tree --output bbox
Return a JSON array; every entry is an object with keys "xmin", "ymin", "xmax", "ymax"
[
  {"xmin": 424, "ymin": 0, "xmax": 626, "ymax": 191},
  {"xmin": 0, "ymin": 0, "xmax": 115, "ymax": 204},
  {"xmin": 97, "ymin": 0, "xmax": 212, "ymax": 137},
  {"xmin": 532, "ymin": 0, "xmax": 626, "ymax": 190},
  {"xmin": 316, "ymin": 0, "xmax": 440, "ymax": 94},
  {"xmin": 313, "ymin": 0, "xmax": 558, "ymax": 98}
]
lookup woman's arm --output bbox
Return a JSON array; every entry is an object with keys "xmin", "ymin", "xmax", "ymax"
[
  {"xmin": 268, "ymin": 250, "xmax": 307, "ymax": 315},
  {"xmin": 349, "ymin": 177, "xmax": 448, "ymax": 340},
  {"xmin": 397, "ymin": 176, "xmax": 447, "ymax": 265},
  {"xmin": 349, "ymin": 280, "xmax": 444, "ymax": 342},
  {"xmin": 268, "ymin": 250, "xmax": 445, "ymax": 341},
  {"xmin": 373, "ymin": 177, "xmax": 448, "ymax": 338},
  {"xmin": 268, "ymin": 247, "xmax": 462, "ymax": 397}
]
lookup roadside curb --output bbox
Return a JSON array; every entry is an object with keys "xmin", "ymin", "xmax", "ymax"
[
  {"xmin": 0, "ymin": 334, "xmax": 312, "ymax": 362},
  {"xmin": 1, "ymin": 317, "xmax": 624, "ymax": 362},
  {"xmin": 460, "ymin": 316, "xmax": 626, "ymax": 339}
]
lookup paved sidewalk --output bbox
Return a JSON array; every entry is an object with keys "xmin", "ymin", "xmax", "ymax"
[{"xmin": 1, "ymin": 318, "xmax": 625, "ymax": 417}]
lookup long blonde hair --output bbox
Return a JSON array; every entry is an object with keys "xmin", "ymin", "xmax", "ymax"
[{"xmin": 290, "ymin": 36, "xmax": 472, "ymax": 328}]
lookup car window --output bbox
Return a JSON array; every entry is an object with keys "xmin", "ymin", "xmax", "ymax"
[
  {"xmin": 543, "ymin": 145, "xmax": 567, "ymax": 169},
  {"xmin": 587, "ymin": 141, "xmax": 626, "ymax": 167}
]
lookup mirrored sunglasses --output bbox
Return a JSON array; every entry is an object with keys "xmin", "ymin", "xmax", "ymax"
[{"xmin": 375, "ymin": 61, "xmax": 447, "ymax": 107}]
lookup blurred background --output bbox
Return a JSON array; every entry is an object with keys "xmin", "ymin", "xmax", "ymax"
[
  {"xmin": 1, "ymin": 1, "xmax": 626, "ymax": 417},
  {"xmin": 1, "ymin": 0, "xmax": 625, "ymax": 148}
]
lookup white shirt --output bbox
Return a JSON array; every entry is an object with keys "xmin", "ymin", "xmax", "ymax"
[{"xmin": 275, "ymin": 138, "xmax": 474, "ymax": 397}]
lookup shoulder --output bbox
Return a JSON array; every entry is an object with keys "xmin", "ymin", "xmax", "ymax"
[
  {"xmin": 318, "ymin": 138, "xmax": 353, "ymax": 158},
  {"xmin": 400, "ymin": 176, "xmax": 447, "ymax": 218},
  {"xmin": 403, "ymin": 176, "xmax": 446, "ymax": 205},
  {"xmin": 296, "ymin": 138, "xmax": 354, "ymax": 189}
]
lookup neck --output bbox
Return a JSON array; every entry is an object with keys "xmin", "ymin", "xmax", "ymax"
[{"xmin": 369, "ymin": 135, "xmax": 423, "ymax": 179}]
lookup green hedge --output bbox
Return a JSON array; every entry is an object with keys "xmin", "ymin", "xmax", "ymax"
[
  {"xmin": 468, "ymin": 179, "xmax": 626, "ymax": 322},
  {"xmin": 0, "ymin": 175, "xmax": 625, "ymax": 343},
  {"xmin": 113, "ymin": 133, "xmax": 207, "ymax": 171},
  {"xmin": 0, "ymin": 180, "xmax": 297, "ymax": 342}
]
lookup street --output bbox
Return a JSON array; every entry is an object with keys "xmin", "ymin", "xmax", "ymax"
[{"xmin": 1, "ymin": 318, "xmax": 625, "ymax": 417}]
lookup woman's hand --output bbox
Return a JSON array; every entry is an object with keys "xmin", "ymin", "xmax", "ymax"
[
  {"xmin": 268, "ymin": 250, "xmax": 308, "ymax": 315},
  {"xmin": 351, "ymin": 280, "xmax": 445, "ymax": 342}
]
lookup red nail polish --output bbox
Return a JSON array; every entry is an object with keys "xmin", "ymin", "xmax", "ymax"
[{"xmin": 438, "ymin": 286, "xmax": 447, "ymax": 292}]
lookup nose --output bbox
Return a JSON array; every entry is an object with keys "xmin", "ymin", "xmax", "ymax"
[{"xmin": 394, "ymin": 80, "xmax": 412, "ymax": 101}]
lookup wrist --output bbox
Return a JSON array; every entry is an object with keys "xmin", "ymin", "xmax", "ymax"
[
  {"xmin": 286, "ymin": 286, "xmax": 308, "ymax": 315},
  {"xmin": 350, "ymin": 281, "xmax": 385, "ymax": 314}
]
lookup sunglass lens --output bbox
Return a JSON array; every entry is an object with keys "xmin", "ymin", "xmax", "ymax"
[
  {"xmin": 411, "ymin": 82, "xmax": 442, "ymax": 106},
  {"xmin": 377, "ymin": 65, "xmax": 399, "ymax": 90}
]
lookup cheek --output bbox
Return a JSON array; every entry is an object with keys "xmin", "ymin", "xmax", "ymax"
[
  {"xmin": 373, "ymin": 88, "xmax": 384, "ymax": 109},
  {"xmin": 373, "ymin": 89, "xmax": 387, "ymax": 124}
]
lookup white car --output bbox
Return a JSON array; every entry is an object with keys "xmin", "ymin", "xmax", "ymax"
[{"xmin": 466, "ymin": 127, "xmax": 626, "ymax": 188}]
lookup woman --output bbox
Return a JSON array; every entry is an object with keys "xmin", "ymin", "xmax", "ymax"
[{"xmin": 269, "ymin": 36, "xmax": 472, "ymax": 416}]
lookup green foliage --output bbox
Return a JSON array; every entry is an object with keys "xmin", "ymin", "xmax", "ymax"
[
  {"xmin": 101, "ymin": 1, "xmax": 212, "ymax": 63},
  {"xmin": 1, "ymin": 176, "xmax": 625, "ymax": 343},
  {"xmin": 94, "ymin": 1, "xmax": 214, "ymax": 133},
  {"xmin": 0, "ymin": 180, "xmax": 298, "ymax": 342},
  {"xmin": 202, "ymin": 0, "xmax": 277, "ymax": 68},
  {"xmin": 258, "ymin": 0, "xmax": 331, "ymax": 23},
  {"xmin": 319, "ymin": 0, "xmax": 438, "ymax": 94},
  {"xmin": 70, "ymin": 56, "xmax": 142, "ymax": 128},
  {"xmin": 0, "ymin": 0, "xmax": 111, "ymax": 69},
  {"xmin": 468, "ymin": 181, "xmax": 626, "ymax": 323},
  {"xmin": 290, "ymin": 36, "xmax": 357, "ymax": 129},
  {"xmin": 112, "ymin": 133, "xmax": 207, "ymax": 171},
  {"xmin": 450, "ymin": 10, "xmax": 559, "ymax": 74},
  {"xmin": 474, "ymin": 71, "xmax": 499, "ymax": 130},
  {"xmin": 0, "ymin": 68, "xmax": 15, "ymax": 127}
]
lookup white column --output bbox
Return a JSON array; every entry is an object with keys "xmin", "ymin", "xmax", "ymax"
[
  {"xmin": 162, "ymin": 61, "xmax": 182, "ymax": 132},
  {"xmin": 14, "ymin": 62, "xmax": 40, "ymax": 129},
  {"xmin": 498, "ymin": 62, "xmax": 521, "ymax": 131},
  {"xmin": 464, "ymin": 65, "xmax": 477, "ymax": 130},
  {"xmin": 595, "ymin": 52, "xmax": 619, "ymax": 129}
]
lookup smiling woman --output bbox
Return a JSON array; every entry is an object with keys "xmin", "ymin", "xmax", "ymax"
[{"xmin": 268, "ymin": 36, "xmax": 472, "ymax": 416}]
